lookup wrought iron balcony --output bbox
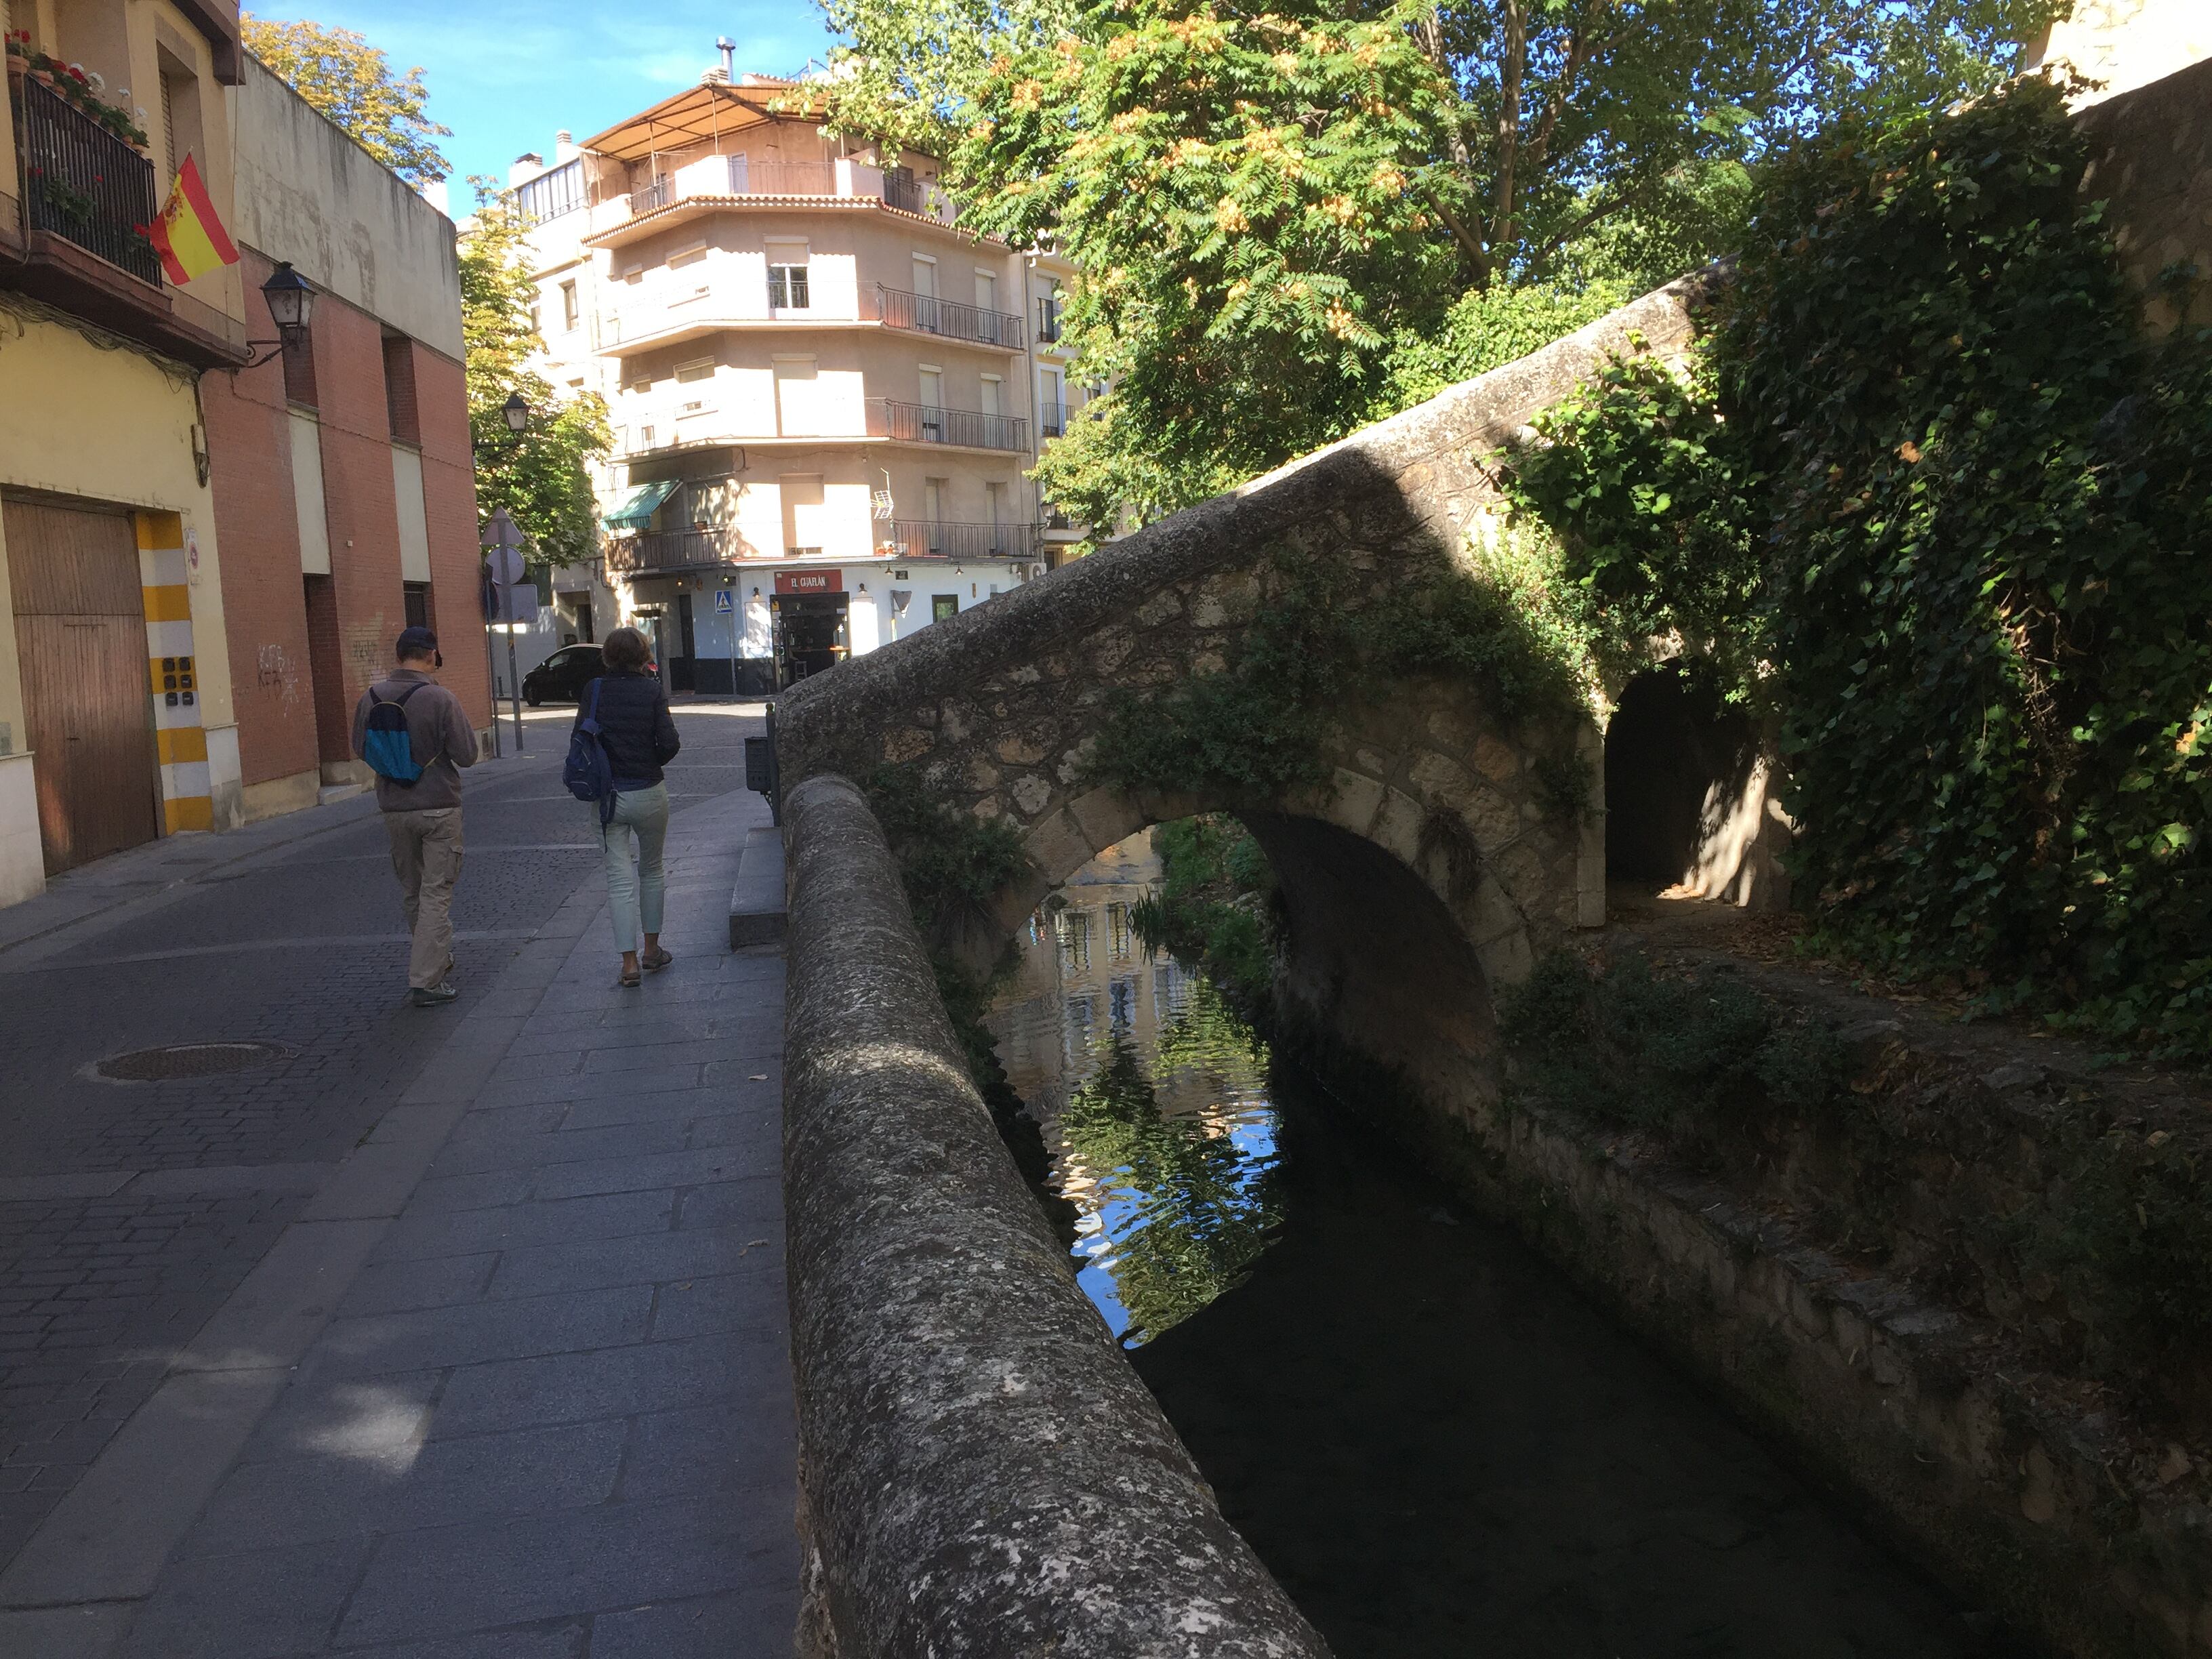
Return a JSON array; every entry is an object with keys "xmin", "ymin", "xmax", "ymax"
[
  {"xmin": 867, "ymin": 397, "xmax": 1028, "ymax": 453},
  {"xmin": 630, "ymin": 176, "xmax": 672, "ymax": 216},
  {"xmin": 16, "ymin": 77, "xmax": 159, "ymax": 286},
  {"xmin": 873, "ymin": 519, "xmax": 1038, "ymax": 562},
  {"xmin": 1038, "ymin": 401, "xmax": 1068, "ymax": 439},
  {"xmin": 607, "ymin": 525, "xmax": 762, "ymax": 573},
  {"xmin": 876, "ymin": 285, "xmax": 1025, "ymax": 350},
  {"xmin": 880, "ymin": 165, "xmax": 926, "ymax": 215}
]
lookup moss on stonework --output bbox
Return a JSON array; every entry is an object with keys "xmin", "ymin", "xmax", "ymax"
[{"xmin": 1084, "ymin": 524, "xmax": 1614, "ymax": 811}]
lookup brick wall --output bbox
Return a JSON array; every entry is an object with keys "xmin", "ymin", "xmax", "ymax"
[
  {"xmin": 413, "ymin": 344, "xmax": 491, "ymax": 731},
  {"xmin": 203, "ymin": 249, "xmax": 319, "ymax": 791},
  {"xmin": 302, "ymin": 287, "xmax": 407, "ymax": 732},
  {"xmin": 207, "ymin": 251, "xmax": 485, "ymax": 792}
]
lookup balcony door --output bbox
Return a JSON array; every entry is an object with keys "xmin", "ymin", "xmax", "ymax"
[
  {"xmin": 912, "ymin": 256, "xmax": 938, "ymax": 331},
  {"xmin": 917, "ymin": 368, "xmax": 944, "ymax": 443}
]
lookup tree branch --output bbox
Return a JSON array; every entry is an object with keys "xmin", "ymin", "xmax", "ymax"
[
  {"xmin": 1427, "ymin": 187, "xmax": 1492, "ymax": 284},
  {"xmin": 1523, "ymin": 186, "xmax": 1641, "ymax": 278},
  {"xmin": 1492, "ymin": 0, "xmax": 1526, "ymax": 253},
  {"xmin": 1520, "ymin": 0, "xmax": 1609, "ymax": 192}
]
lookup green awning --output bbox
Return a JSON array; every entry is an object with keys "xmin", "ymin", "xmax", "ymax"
[{"xmin": 604, "ymin": 478, "xmax": 680, "ymax": 531}]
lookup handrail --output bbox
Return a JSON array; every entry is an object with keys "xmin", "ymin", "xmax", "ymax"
[
  {"xmin": 867, "ymin": 397, "xmax": 1028, "ymax": 453},
  {"xmin": 876, "ymin": 285, "xmax": 1025, "ymax": 350}
]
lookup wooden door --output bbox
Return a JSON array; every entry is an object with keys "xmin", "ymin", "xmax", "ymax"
[{"xmin": 3, "ymin": 498, "xmax": 158, "ymax": 873}]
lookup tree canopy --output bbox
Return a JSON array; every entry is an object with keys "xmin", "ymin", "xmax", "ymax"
[
  {"xmin": 459, "ymin": 180, "xmax": 612, "ymax": 569},
  {"xmin": 815, "ymin": 0, "xmax": 2067, "ymax": 529},
  {"xmin": 241, "ymin": 14, "xmax": 452, "ymax": 185}
]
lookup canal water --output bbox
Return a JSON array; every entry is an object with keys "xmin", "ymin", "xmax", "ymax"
[{"xmin": 986, "ymin": 832, "xmax": 1996, "ymax": 1659}]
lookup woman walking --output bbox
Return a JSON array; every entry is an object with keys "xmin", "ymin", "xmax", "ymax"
[{"xmin": 578, "ymin": 628, "xmax": 680, "ymax": 987}]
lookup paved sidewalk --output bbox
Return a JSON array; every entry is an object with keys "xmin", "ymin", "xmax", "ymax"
[{"xmin": 0, "ymin": 775, "xmax": 795, "ymax": 1656}]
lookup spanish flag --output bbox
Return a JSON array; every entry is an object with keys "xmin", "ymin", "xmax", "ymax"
[{"xmin": 146, "ymin": 155, "xmax": 239, "ymax": 287}]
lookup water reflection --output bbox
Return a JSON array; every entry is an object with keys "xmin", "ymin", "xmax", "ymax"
[{"xmin": 987, "ymin": 830, "xmax": 1282, "ymax": 1346}]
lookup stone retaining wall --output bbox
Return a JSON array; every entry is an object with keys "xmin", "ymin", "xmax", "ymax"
[{"xmin": 779, "ymin": 773, "xmax": 1330, "ymax": 1658}]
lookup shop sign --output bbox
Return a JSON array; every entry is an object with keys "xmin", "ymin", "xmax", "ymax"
[{"xmin": 775, "ymin": 571, "xmax": 842, "ymax": 595}]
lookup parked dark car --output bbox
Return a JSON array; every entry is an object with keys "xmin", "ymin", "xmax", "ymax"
[{"xmin": 521, "ymin": 644, "xmax": 610, "ymax": 706}]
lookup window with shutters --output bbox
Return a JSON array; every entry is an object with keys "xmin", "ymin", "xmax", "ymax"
[
  {"xmin": 766, "ymin": 241, "xmax": 811, "ymax": 311},
  {"xmin": 560, "ymin": 281, "xmax": 579, "ymax": 330}
]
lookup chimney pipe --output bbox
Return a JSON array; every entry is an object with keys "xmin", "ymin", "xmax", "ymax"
[{"xmin": 717, "ymin": 36, "xmax": 735, "ymax": 81}]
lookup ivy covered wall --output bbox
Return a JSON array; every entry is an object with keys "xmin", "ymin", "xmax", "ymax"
[{"xmin": 1511, "ymin": 73, "xmax": 2212, "ymax": 1058}]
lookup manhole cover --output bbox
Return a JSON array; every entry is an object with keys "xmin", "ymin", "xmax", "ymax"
[{"xmin": 94, "ymin": 1042, "xmax": 291, "ymax": 1082}]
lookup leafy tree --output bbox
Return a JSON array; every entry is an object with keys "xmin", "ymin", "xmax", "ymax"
[
  {"xmin": 459, "ymin": 179, "xmax": 612, "ymax": 569},
  {"xmin": 241, "ymin": 15, "xmax": 452, "ymax": 185},
  {"xmin": 816, "ymin": 0, "xmax": 2066, "ymax": 527}
]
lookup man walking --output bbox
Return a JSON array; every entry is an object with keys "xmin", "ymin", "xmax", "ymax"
[{"xmin": 352, "ymin": 626, "xmax": 479, "ymax": 1007}]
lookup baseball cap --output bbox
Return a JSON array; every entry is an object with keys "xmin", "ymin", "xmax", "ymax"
[{"xmin": 395, "ymin": 626, "xmax": 440, "ymax": 661}]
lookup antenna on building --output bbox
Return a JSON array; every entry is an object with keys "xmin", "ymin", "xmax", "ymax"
[{"xmin": 716, "ymin": 36, "xmax": 736, "ymax": 81}]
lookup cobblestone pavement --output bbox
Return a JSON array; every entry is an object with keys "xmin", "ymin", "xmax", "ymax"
[{"xmin": 0, "ymin": 703, "xmax": 793, "ymax": 1655}]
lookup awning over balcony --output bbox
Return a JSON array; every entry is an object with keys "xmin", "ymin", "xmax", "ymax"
[{"xmin": 604, "ymin": 478, "xmax": 680, "ymax": 531}]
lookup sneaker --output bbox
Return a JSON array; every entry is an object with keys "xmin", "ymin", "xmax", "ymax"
[{"xmin": 411, "ymin": 981, "xmax": 459, "ymax": 1008}]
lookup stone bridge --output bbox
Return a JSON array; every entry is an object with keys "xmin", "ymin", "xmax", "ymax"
[{"xmin": 777, "ymin": 270, "xmax": 1776, "ymax": 1106}]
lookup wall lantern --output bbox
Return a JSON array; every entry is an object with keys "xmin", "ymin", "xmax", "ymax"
[
  {"xmin": 501, "ymin": 390, "xmax": 530, "ymax": 434},
  {"xmin": 239, "ymin": 261, "xmax": 316, "ymax": 369}
]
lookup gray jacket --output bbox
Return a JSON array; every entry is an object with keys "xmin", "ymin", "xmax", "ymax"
[{"xmin": 350, "ymin": 669, "xmax": 478, "ymax": 811}]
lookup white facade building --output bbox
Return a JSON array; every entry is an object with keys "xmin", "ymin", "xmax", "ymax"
[{"xmin": 508, "ymin": 67, "xmax": 1086, "ymax": 696}]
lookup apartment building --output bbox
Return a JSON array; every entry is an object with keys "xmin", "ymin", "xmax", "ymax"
[
  {"xmin": 510, "ymin": 65, "xmax": 1086, "ymax": 695},
  {"xmin": 0, "ymin": 0, "xmax": 253, "ymax": 904},
  {"xmin": 201, "ymin": 60, "xmax": 489, "ymax": 819}
]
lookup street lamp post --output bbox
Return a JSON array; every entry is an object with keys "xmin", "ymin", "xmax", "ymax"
[
  {"xmin": 476, "ymin": 394, "xmax": 533, "ymax": 756},
  {"xmin": 480, "ymin": 506, "xmax": 529, "ymax": 755}
]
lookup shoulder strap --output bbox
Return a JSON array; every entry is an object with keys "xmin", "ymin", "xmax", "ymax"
[{"xmin": 393, "ymin": 681, "xmax": 430, "ymax": 705}]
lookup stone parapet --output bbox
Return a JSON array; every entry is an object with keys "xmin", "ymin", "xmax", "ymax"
[{"xmin": 779, "ymin": 772, "xmax": 1329, "ymax": 1658}]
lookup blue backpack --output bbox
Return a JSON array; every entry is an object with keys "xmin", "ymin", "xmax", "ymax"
[
  {"xmin": 563, "ymin": 679, "xmax": 617, "ymax": 825},
  {"xmin": 361, "ymin": 683, "xmax": 428, "ymax": 785}
]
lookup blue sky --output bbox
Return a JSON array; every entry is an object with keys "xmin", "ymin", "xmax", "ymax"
[{"xmin": 248, "ymin": 1, "xmax": 839, "ymax": 204}]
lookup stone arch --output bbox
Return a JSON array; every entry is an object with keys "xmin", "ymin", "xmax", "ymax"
[
  {"xmin": 776, "ymin": 271, "xmax": 1715, "ymax": 1069},
  {"xmin": 1602, "ymin": 661, "xmax": 1793, "ymax": 910}
]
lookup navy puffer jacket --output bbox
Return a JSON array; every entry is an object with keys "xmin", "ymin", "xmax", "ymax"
[{"xmin": 582, "ymin": 670, "xmax": 680, "ymax": 788}]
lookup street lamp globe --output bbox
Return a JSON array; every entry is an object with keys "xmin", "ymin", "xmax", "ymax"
[
  {"xmin": 260, "ymin": 262, "xmax": 314, "ymax": 339},
  {"xmin": 501, "ymin": 392, "xmax": 529, "ymax": 434}
]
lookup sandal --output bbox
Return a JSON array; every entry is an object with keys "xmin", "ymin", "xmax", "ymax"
[
  {"xmin": 619, "ymin": 964, "xmax": 642, "ymax": 989},
  {"xmin": 640, "ymin": 947, "xmax": 674, "ymax": 972}
]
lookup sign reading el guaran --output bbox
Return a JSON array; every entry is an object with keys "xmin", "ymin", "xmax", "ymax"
[{"xmin": 775, "ymin": 571, "xmax": 842, "ymax": 595}]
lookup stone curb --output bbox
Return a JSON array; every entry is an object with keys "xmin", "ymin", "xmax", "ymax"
[
  {"xmin": 729, "ymin": 825, "xmax": 787, "ymax": 949},
  {"xmin": 779, "ymin": 773, "xmax": 1328, "ymax": 1658}
]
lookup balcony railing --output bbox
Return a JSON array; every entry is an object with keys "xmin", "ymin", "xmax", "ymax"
[
  {"xmin": 1038, "ymin": 401, "xmax": 1067, "ymax": 439},
  {"xmin": 867, "ymin": 397, "xmax": 1028, "ymax": 453},
  {"xmin": 607, "ymin": 526, "xmax": 761, "ymax": 573},
  {"xmin": 874, "ymin": 519, "xmax": 1038, "ymax": 562},
  {"xmin": 16, "ymin": 77, "xmax": 160, "ymax": 286},
  {"xmin": 876, "ymin": 285, "xmax": 1025, "ymax": 350},
  {"xmin": 621, "ymin": 159, "xmax": 945, "ymax": 224},
  {"xmin": 880, "ymin": 165, "xmax": 926, "ymax": 215},
  {"xmin": 606, "ymin": 520, "xmax": 1037, "ymax": 571}
]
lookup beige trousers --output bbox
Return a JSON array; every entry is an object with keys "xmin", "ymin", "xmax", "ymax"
[{"xmin": 384, "ymin": 807, "xmax": 464, "ymax": 989}]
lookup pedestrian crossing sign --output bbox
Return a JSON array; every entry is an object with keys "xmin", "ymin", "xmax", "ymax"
[{"xmin": 714, "ymin": 589, "xmax": 733, "ymax": 614}]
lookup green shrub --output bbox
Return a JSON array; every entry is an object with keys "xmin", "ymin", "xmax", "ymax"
[{"xmin": 1498, "ymin": 949, "xmax": 1844, "ymax": 1146}]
